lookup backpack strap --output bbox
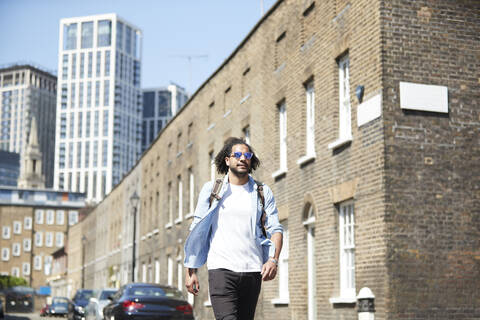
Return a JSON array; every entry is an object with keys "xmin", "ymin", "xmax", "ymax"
[
  {"xmin": 255, "ymin": 180, "xmax": 267, "ymax": 238},
  {"xmin": 209, "ymin": 178, "xmax": 223, "ymax": 208}
]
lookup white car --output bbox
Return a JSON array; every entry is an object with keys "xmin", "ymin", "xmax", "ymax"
[{"xmin": 85, "ymin": 288, "xmax": 117, "ymax": 320}]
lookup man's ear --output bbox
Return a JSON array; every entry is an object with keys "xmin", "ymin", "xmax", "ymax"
[{"xmin": 225, "ymin": 156, "xmax": 231, "ymax": 167}]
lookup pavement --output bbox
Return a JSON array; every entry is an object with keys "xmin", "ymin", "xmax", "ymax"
[{"xmin": 3, "ymin": 312, "xmax": 56, "ymax": 320}]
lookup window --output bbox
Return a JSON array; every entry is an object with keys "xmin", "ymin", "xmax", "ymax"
[
  {"xmin": 22, "ymin": 262, "xmax": 30, "ymax": 276},
  {"xmin": 329, "ymin": 54, "xmax": 352, "ymax": 149},
  {"xmin": 12, "ymin": 267, "xmax": 19, "ymax": 277},
  {"xmin": 35, "ymin": 231, "xmax": 43, "ymax": 247},
  {"xmin": 339, "ymin": 202, "xmax": 355, "ymax": 299},
  {"xmin": 188, "ymin": 168, "xmax": 195, "ymax": 215},
  {"xmin": 167, "ymin": 256, "xmax": 173, "ymax": 286},
  {"xmin": 303, "ymin": 204, "xmax": 316, "ymax": 320},
  {"xmin": 35, "ymin": 209, "xmax": 44, "ymax": 224},
  {"xmin": 209, "ymin": 151, "xmax": 215, "ymax": 182},
  {"xmin": 81, "ymin": 21, "xmax": 94, "ymax": 49},
  {"xmin": 13, "ymin": 221, "xmax": 21, "ymax": 234},
  {"xmin": 63, "ymin": 23, "xmax": 77, "ymax": 50},
  {"xmin": 273, "ymin": 101, "xmax": 287, "ymax": 178},
  {"xmin": 12, "ymin": 243, "xmax": 21, "ymax": 256},
  {"xmin": 298, "ymin": 81, "xmax": 316, "ymax": 165},
  {"xmin": 44, "ymin": 256, "xmax": 53, "ymax": 275},
  {"xmin": 56, "ymin": 232, "xmax": 64, "ymax": 247},
  {"xmin": 155, "ymin": 259, "xmax": 160, "ymax": 284},
  {"xmin": 177, "ymin": 255, "xmax": 183, "ymax": 290},
  {"xmin": 97, "ymin": 20, "xmax": 112, "ymax": 47},
  {"xmin": 142, "ymin": 263, "xmax": 147, "ymax": 282},
  {"xmin": 34, "ymin": 256, "xmax": 42, "ymax": 270},
  {"xmin": 175, "ymin": 176, "xmax": 183, "ymax": 223},
  {"xmin": 23, "ymin": 239, "xmax": 31, "ymax": 252},
  {"xmin": 46, "ymin": 210, "xmax": 55, "ymax": 225},
  {"xmin": 1, "ymin": 248, "xmax": 9, "ymax": 261},
  {"xmin": 272, "ymin": 226, "xmax": 289, "ymax": 304},
  {"xmin": 2, "ymin": 226, "xmax": 10, "ymax": 239},
  {"xmin": 56, "ymin": 210, "xmax": 65, "ymax": 225},
  {"xmin": 24, "ymin": 217, "xmax": 32, "ymax": 230},
  {"xmin": 45, "ymin": 232, "xmax": 53, "ymax": 247},
  {"xmin": 166, "ymin": 182, "xmax": 172, "ymax": 228},
  {"xmin": 243, "ymin": 126, "xmax": 250, "ymax": 144}
]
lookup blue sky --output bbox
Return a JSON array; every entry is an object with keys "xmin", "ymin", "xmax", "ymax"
[{"xmin": 0, "ymin": 0, "xmax": 276, "ymax": 94}]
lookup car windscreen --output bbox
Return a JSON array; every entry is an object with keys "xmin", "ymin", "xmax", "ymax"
[
  {"xmin": 74, "ymin": 290, "xmax": 93, "ymax": 300},
  {"xmin": 52, "ymin": 298, "xmax": 69, "ymax": 304},
  {"xmin": 11, "ymin": 286, "xmax": 34, "ymax": 294},
  {"xmin": 126, "ymin": 287, "xmax": 183, "ymax": 299},
  {"xmin": 99, "ymin": 290, "xmax": 117, "ymax": 300}
]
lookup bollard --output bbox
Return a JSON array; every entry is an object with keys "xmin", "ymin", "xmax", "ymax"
[{"xmin": 357, "ymin": 287, "xmax": 375, "ymax": 320}]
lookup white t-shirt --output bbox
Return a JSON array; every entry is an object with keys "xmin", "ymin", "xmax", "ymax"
[{"xmin": 207, "ymin": 182, "xmax": 263, "ymax": 272}]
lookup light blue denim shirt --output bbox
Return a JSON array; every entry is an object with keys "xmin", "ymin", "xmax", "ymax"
[{"xmin": 184, "ymin": 175, "xmax": 283, "ymax": 269}]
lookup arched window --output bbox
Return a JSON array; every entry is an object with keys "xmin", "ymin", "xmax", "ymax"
[{"xmin": 303, "ymin": 203, "xmax": 316, "ymax": 320}]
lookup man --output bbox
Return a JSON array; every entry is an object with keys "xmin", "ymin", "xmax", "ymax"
[{"xmin": 184, "ymin": 137, "xmax": 283, "ymax": 320}]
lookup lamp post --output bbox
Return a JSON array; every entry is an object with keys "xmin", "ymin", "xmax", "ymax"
[
  {"xmin": 130, "ymin": 191, "xmax": 140, "ymax": 282},
  {"xmin": 81, "ymin": 235, "xmax": 87, "ymax": 288}
]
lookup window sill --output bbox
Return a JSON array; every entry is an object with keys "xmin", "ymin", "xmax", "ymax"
[
  {"xmin": 223, "ymin": 109, "xmax": 232, "ymax": 118},
  {"xmin": 185, "ymin": 212, "xmax": 194, "ymax": 219},
  {"xmin": 296, "ymin": 153, "xmax": 316, "ymax": 166},
  {"xmin": 174, "ymin": 218, "xmax": 182, "ymax": 225},
  {"xmin": 204, "ymin": 300, "xmax": 212, "ymax": 307},
  {"xmin": 207, "ymin": 123, "xmax": 216, "ymax": 131},
  {"xmin": 272, "ymin": 168, "xmax": 288, "ymax": 179},
  {"xmin": 329, "ymin": 296, "xmax": 356, "ymax": 305},
  {"xmin": 328, "ymin": 136, "xmax": 352, "ymax": 150},
  {"xmin": 271, "ymin": 298, "xmax": 289, "ymax": 305},
  {"xmin": 153, "ymin": 228, "xmax": 159, "ymax": 235},
  {"xmin": 165, "ymin": 222, "xmax": 172, "ymax": 229},
  {"xmin": 240, "ymin": 93, "xmax": 250, "ymax": 104}
]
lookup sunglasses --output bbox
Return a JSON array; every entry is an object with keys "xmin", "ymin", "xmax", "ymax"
[{"xmin": 230, "ymin": 152, "xmax": 253, "ymax": 160}]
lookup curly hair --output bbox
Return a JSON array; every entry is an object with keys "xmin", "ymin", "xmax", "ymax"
[{"xmin": 214, "ymin": 137, "xmax": 260, "ymax": 175}]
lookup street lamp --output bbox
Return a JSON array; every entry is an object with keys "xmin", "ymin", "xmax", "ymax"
[
  {"xmin": 81, "ymin": 235, "xmax": 87, "ymax": 288},
  {"xmin": 129, "ymin": 191, "xmax": 140, "ymax": 282}
]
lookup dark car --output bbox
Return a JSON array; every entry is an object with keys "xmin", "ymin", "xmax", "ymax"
[
  {"xmin": 103, "ymin": 283, "xmax": 193, "ymax": 320},
  {"xmin": 4, "ymin": 286, "xmax": 34, "ymax": 313},
  {"xmin": 0, "ymin": 298, "xmax": 4, "ymax": 318},
  {"xmin": 50, "ymin": 297, "xmax": 69, "ymax": 317},
  {"xmin": 68, "ymin": 289, "xmax": 93, "ymax": 320}
]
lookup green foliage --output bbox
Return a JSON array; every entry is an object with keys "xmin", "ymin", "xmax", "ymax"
[{"xmin": 0, "ymin": 275, "xmax": 28, "ymax": 289}]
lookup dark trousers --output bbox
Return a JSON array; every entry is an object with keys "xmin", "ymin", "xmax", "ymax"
[{"xmin": 208, "ymin": 268, "xmax": 262, "ymax": 320}]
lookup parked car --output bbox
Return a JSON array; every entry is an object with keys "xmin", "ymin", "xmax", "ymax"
[
  {"xmin": 103, "ymin": 283, "xmax": 193, "ymax": 320},
  {"xmin": 4, "ymin": 286, "xmax": 34, "ymax": 313},
  {"xmin": 50, "ymin": 297, "xmax": 69, "ymax": 317},
  {"xmin": 40, "ymin": 303, "xmax": 50, "ymax": 317},
  {"xmin": 85, "ymin": 288, "xmax": 117, "ymax": 320},
  {"xmin": 0, "ymin": 298, "xmax": 4, "ymax": 318},
  {"xmin": 68, "ymin": 289, "xmax": 93, "ymax": 320}
]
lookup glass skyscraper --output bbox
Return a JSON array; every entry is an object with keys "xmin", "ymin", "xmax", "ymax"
[{"xmin": 54, "ymin": 14, "xmax": 142, "ymax": 202}]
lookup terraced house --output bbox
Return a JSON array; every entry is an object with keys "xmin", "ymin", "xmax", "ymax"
[{"xmin": 75, "ymin": 0, "xmax": 480, "ymax": 319}]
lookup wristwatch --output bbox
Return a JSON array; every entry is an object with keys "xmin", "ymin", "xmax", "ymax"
[{"xmin": 269, "ymin": 257, "xmax": 278, "ymax": 265}]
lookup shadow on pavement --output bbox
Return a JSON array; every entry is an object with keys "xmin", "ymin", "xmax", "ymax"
[{"xmin": 5, "ymin": 313, "xmax": 34, "ymax": 320}]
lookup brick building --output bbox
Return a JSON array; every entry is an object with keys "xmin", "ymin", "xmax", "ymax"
[{"xmin": 78, "ymin": 0, "xmax": 480, "ymax": 319}]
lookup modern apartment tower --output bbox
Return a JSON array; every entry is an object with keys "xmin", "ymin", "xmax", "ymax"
[
  {"xmin": 0, "ymin": 65, "xmax": 57, "ymax": 187},
  {"xmin": 141, "ymin": 84, "xmax": 188, "ymax": 152},
  {"xmin": 54, "ymin": 14, "xmax": 142, "ymax": 202}
]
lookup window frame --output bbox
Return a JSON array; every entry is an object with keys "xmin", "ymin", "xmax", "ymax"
[
  {"xmin": 339, "ymin": 201, "xmax": 355, "ymax": 298},
  {"xmin": 297, "ymin": 81, "xmax": 317, "ymax": 166}
]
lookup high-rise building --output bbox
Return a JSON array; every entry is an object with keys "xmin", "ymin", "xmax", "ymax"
[
  {"xmin": 54, "ymin": 14, "xmax": 142, "ymax": 202},
  {"xmin": 141, "ymin": 84, "xmax": 188, "ymax": 152},
  {"xmin": 0, "ymin": 64, "xmax": 57, "ymax": 188}
]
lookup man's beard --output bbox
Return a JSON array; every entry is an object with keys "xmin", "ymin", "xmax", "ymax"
[{"xmin": 229, "ymin": 164, "xmax": 250, "ymax": 177}]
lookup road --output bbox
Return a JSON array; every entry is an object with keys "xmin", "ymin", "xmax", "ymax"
[{"xmin": 3, "ymin": 313, "xmax": 57, "ymax": 320}]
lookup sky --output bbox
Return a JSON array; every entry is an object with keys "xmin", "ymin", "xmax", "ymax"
[{"xmin": 0, "ymin": 0, "xmax": 276, "ymax": 95}]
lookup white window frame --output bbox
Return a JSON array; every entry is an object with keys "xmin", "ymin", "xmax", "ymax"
[
  {"xmin": 12, "ymin": 267, "xmax": 19, "ymax": 277},
  {"xmin": 298, "ymin": 82, "xmax": 317, "ymax": 165},
  {"xmin": 35, "ymin": 209, "xmax": 44, "ymax": 224},
  {"xmin": 56, "ymin": 232, "xmax": 64, "ymax": 247},
  {"xmin": 177, "ymin": 255, "xmax": 183, "ymax": 290},
  {"xmin": 155, "ymin": 259, "xmax": 160, "ymax": 284},
  {"xmin": 175, "ymin": 176, "xmax": 183, "ymax": 224},
  {"xmin": 328, "ymin": 55, "xmax": 352, "ymax": 149},
  {"xmin": 22, "ymin": 262, "xmax": 30, "ymax": 276},
  {"xmin": 2, "ymin": 226, "xmax": 10, "ymax": 239},
  {"xmin": 24, "ymin": 216, "xmax": 32, "ymax": 230},
  {"xmin": 34, "ymin": 255, "xmax": 42, "ymax": 270},
  {"xmin": 12, "ymin": 243, "xmax": 21, "ymax": 256},
  {"xmin": 273, "ymin": 101, "xmax": 288, "ymax": 178},
  {"xmin": 35, "ymin": 231, "xmax": 43, "ymax": 247},
  {"xmin": 2, "ymin": 248, "xmax": 10, "ymax": 261},
  {"xmin": 142, "ymin": 263, "xmax": 147, "ymax": 282},
  {"xmin": 271, "ymin": 226, "xmax": 289, "ymax": 305},
  {"xmin": 46, "ymin": 210, "xmax": 55, "ymax": 225},
  {"xmin": 23, "ymin": 238, "xmax": 31, "ymax": 252},
  {"xmin": 165, "ymin": 183, "xmax": 173, "ymax": 228},
  {"xmin": 339, "ymin": 202, "xmax": 355, "ymax": 298},
  {"xmin": 45, "ymin": 232, "xmax": 54, "ymax": 247},
  {"xmin": 56, "ymin": 210, "xmax": 65, "ymax": 225},
  {"xmin": 69, "ymin": 211, "xmax": 79, "ymax": 226},
  {"xmin": 167, "ymin": 256, "xmax": 173, "ymax": 286},
  {"xmin": 187, "ymin": 168, "xmax": 195, "ymax": 217},
  {"xmin": 13, "ymin": 221, "xmax": 22, "ymax": 234},
  {"xmin": 44, "ymin": 256, "xmax": 53, "ymax": 275},
  {"xmin": 303, "ymin": 205, "xmax": 317, "ymax": 320}
]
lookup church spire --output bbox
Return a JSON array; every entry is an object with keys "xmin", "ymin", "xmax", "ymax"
[{"xmin": 17, "ymin": 116, "xmax": 45, "ymax": 189}]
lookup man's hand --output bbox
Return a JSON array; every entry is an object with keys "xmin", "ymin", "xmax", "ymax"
[
  {"xmin": 185, "ymin": 268, "xmax": 200, "ymax": 295},
  {"xmin": 261, "ymin": 259, "xmax": 278, "ymax": 281}
]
